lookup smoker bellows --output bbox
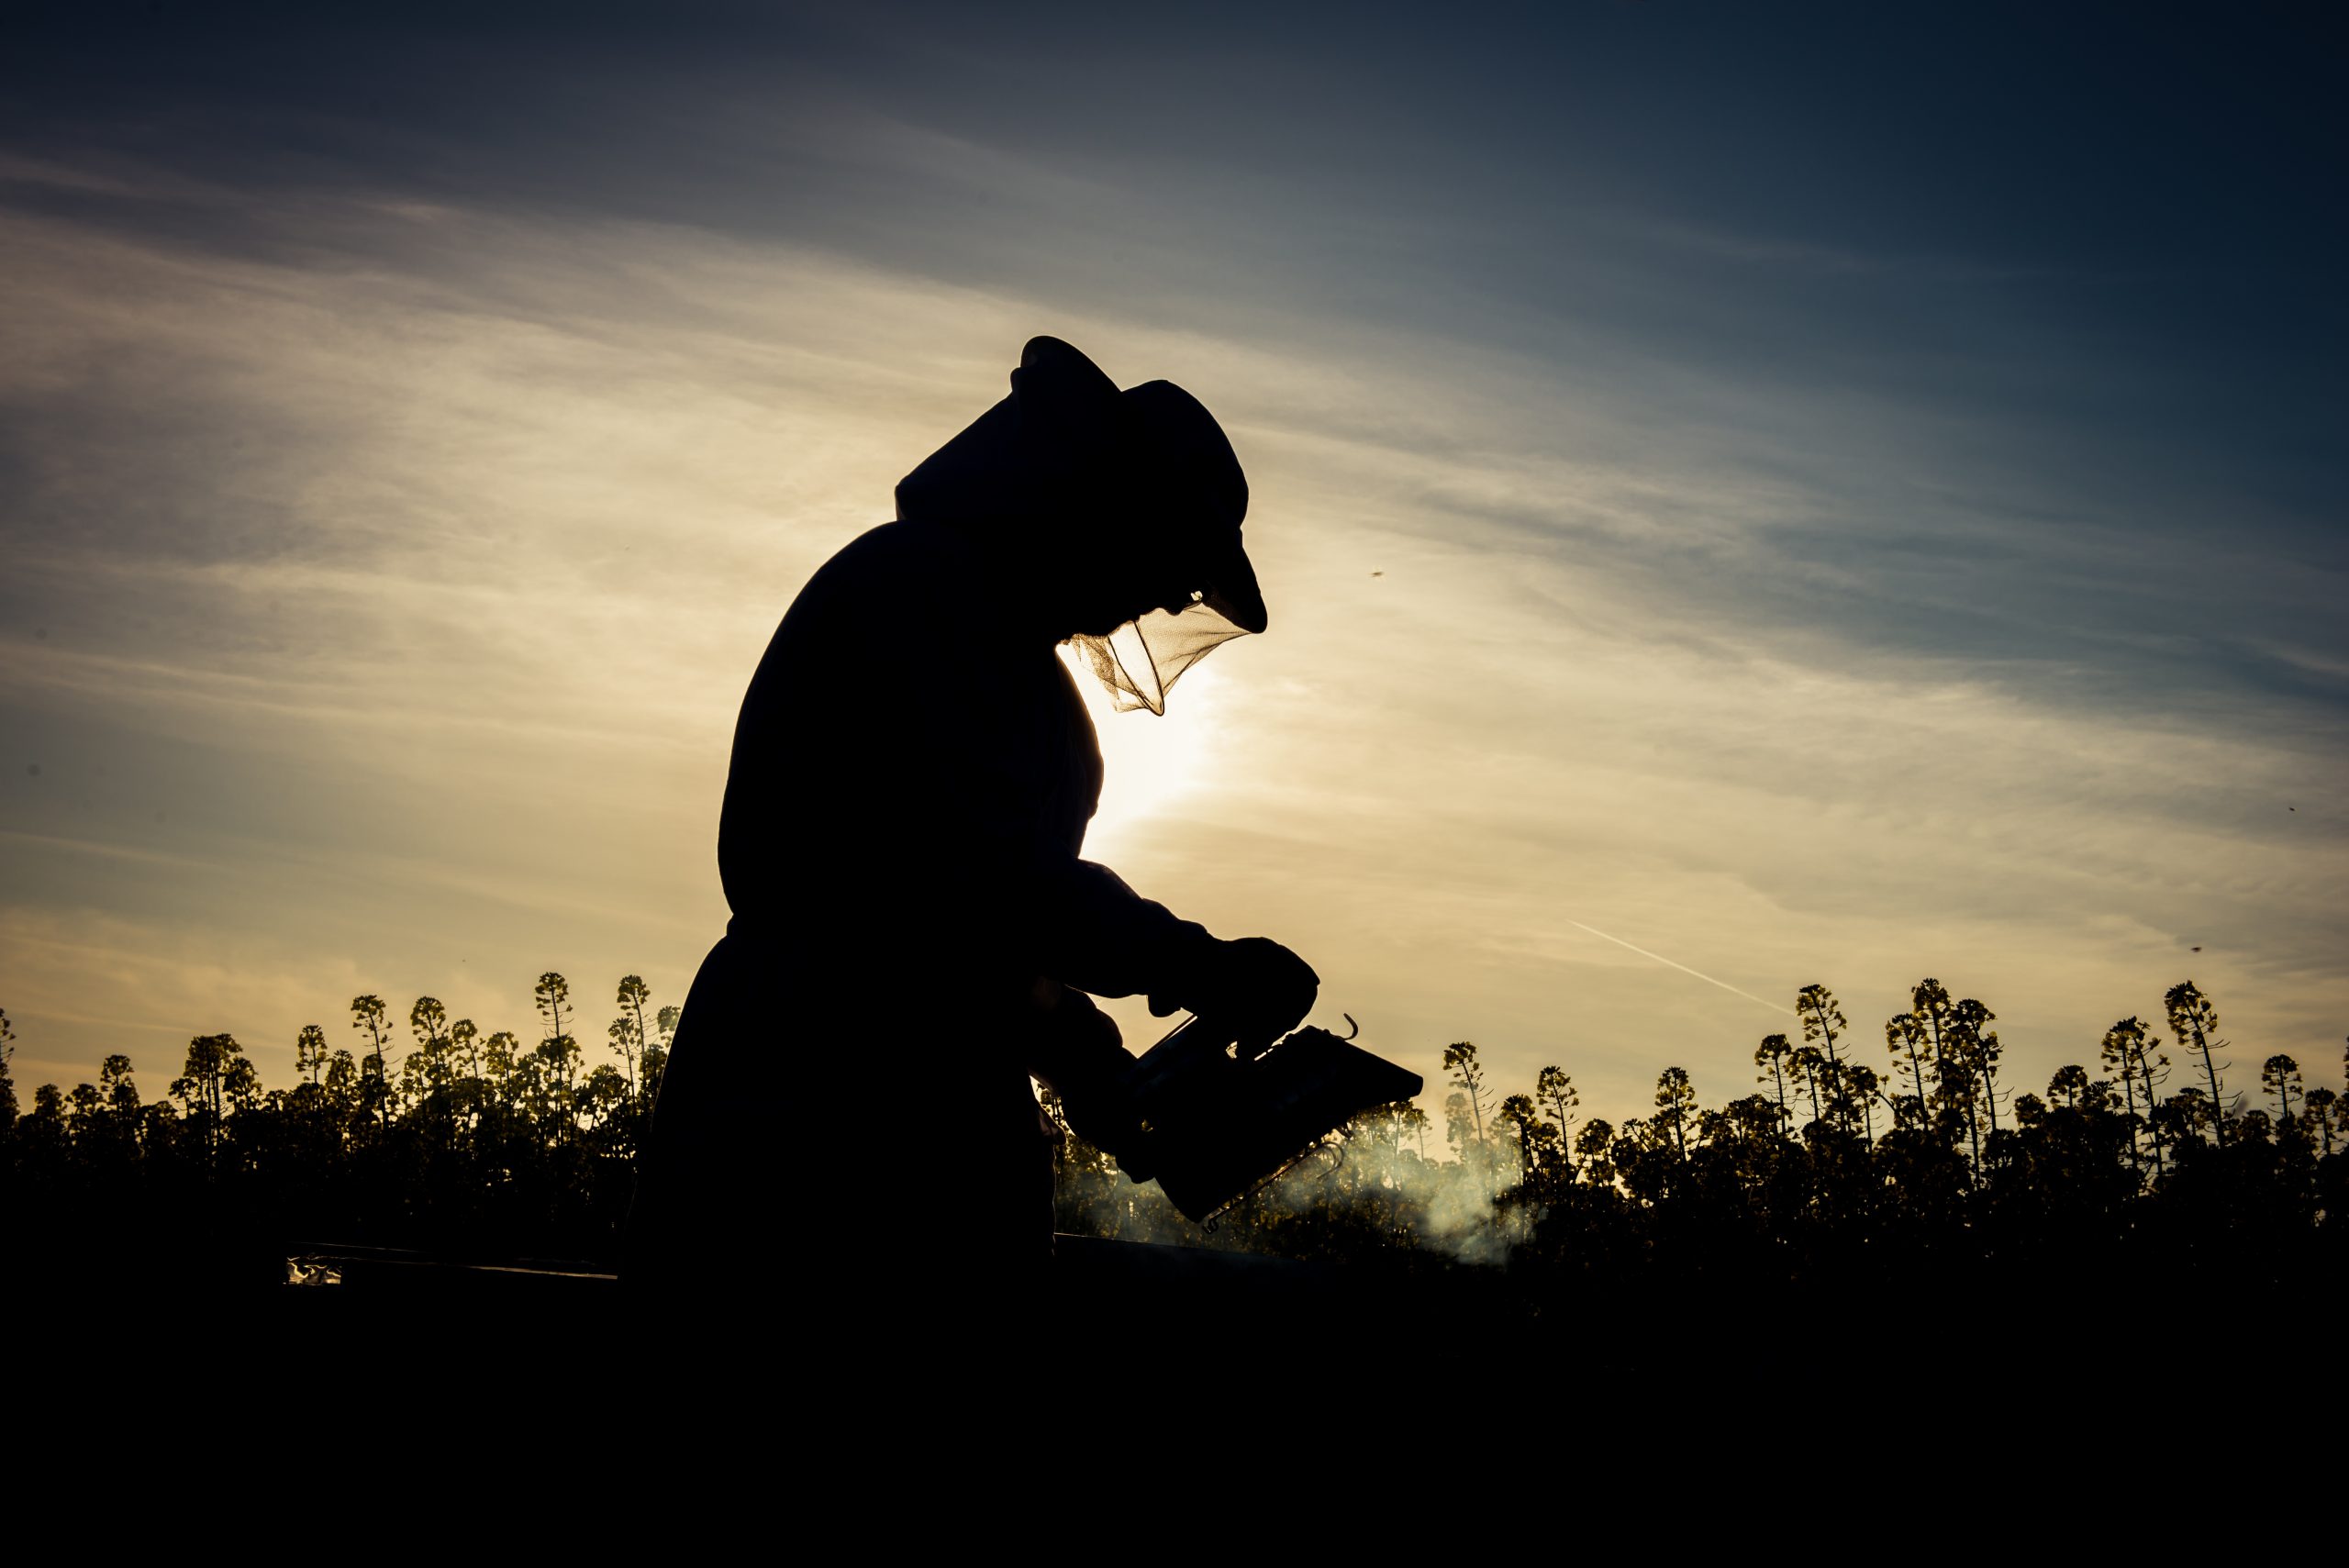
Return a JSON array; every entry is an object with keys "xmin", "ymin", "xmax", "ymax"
[{"xmin": 1111, "ymin": 1016, "xmax": 1423, "ymax": 1222}]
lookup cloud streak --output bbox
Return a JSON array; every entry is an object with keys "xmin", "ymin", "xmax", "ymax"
[{"xmin": 1561, "ymin": 920, "xmax": 1795, "ymax": 1019}]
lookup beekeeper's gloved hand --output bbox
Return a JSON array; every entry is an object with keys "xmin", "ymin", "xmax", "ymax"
[
  {"xmin": 1149, "ymin": 934, "xmax": 1319, "ymax": 1053},
  {"xmin": 1029, "ymin": 983, "xmax": 1144, "ymax": 1156}
]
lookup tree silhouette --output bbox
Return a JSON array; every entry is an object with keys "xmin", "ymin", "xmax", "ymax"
[
  {"xmin": 1496, "ymin": 1093, "xmax": 1542, "ymax": 1185},
  {"xmin": 295, "ymin": 1023, "xmax": 328, "ymax": 1086},
  {"xmin": 1756, "ymin": 1033, "xmax": 1796, "ymax": 1130},
  {"xmin": 1789, "ymin": 1043, "xmax": 1828, "ymax": 1129},
  {"xmin": 1932, "ymin": 995, "xmax": 2001, "ymax": 1171},
  {"xmin": 171, "ymin": 1032, "xmax": 250, "ymax": 1162},
  {"xmin": 533, "ymin": 973, "xmax": 579, "ymax": 1148},
  {"xmin": 325, "ymin": 1048, "xmax": 358, "ymax": 1110},
  {"xmin": 449, "ymin": 1018, "xmax": 482, "ymax": 1127},
  {"xmin": 1653, "ymin": 1066, "xmax": 1697, "ymax": 1160},
  {"xmin": 1574, "ymin": 1117, "xmax": 1617, "ymax": 1191},
  {"xmin": 1843, "ymin": 1062, "xmax": 1882, "ymax": 1142},
  {"xmin": 350, "ymin": 995, "xmax": 392, "ymax": 1128},
  {"xmin": 99, "ymin": 1053, "xmax": 137, "ymax": 1117},
  {"xmin": 612, "ymin": 975, "xmax": 652, "ymax": 1098},
  {"xmin": 0, "ymin": 1007, "xmax": 17, "ymax": 1142},
  {"xmin": 409, "ymin": 997, "xmax": 451, "ymax": 1080},
  {"xmin": 1796, "ymin": 984, "xmax": 1850, "ymax": 1132},
  {"xmin": 2165, "ymin": 982, "xmax": 2227, "ymax": 1148},
  {"xmin": 483, "ymin": 1030, "xmax": 521, "ymax": 1109},
  {"xmin": 1535, "ymin": 1064, "xmax": 1579, "ymax": 1189},
  {"xmin": 2099, "ymin": 1017, "xmax": 2166, "ymax": 1180},
  {"xmin": 2260, "ymin": 1054, "xmax": 2301, "ymax": 1126},
  {"xmin": 1442, "ymin": 1042, "xmax": 1491, "ymax": 1143},
  {"xmin": 23, "ymin": 1083, "xmax": 66, "ymax": 1171},
  {"xmin": 1441, "ymin": 1040, "xmax": 1497, "ymax": 1191},
  {"xmin": 1885, "ymin": 1006, "xmax": 1935, "ymax": 1129},
  {"xmin": 2305, "ymin": 1086, "xmax": 2337, "ymax": 1158}
]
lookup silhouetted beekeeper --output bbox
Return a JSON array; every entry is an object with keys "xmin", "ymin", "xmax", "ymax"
[{"xmin": 630, "ymin": 336, "xmax": 1318, "ymax": 1309}]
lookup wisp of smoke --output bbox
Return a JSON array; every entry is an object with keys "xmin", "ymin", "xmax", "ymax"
[{"xmin": 1052, "ymin": 1110, "xmax": 1533, "ymax": 1268}]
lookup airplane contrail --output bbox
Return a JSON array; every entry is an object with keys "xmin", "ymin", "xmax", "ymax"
[{"xmin": 1564, "ymin": 918, "xmax": 1795, "ymax": 1017}]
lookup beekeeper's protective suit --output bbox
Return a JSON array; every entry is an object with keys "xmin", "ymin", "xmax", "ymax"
[{"xmin": 629, "ymin": 338, "xmax": 1317, "ymax": 1310}]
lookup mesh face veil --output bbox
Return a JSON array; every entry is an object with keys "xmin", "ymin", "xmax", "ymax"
[{"xmin": 1069, "ymin": 596, "xmax": 1252, "ymax": 716}]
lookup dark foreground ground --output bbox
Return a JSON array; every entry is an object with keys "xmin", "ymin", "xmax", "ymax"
[
  {"xmin": 13, "ymin": 1223, "xmax": 2335, "ymax": 1494},
  {"xmin": 22, "ymin": 1221, "xmax": 2330, "ymax": 1367}
]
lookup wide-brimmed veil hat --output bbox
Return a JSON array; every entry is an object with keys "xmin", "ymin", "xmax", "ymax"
[{"xmin": 895, "ymin": 336, "xmax": 1264, "ymax": 713}]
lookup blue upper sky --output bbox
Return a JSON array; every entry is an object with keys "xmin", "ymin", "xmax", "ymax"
[{"xmin": 9, "ymin": 1, "xmax": 2341, "ymax": 698}]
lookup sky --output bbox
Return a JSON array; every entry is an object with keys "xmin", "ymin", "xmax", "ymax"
[{"xmin": 2, "ymin": 1, "xmax": 2343, "ymax": 1131}]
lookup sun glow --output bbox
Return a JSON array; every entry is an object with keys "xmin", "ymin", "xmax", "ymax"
[{"xmin": 1063, "ymin": 644, "xmax": 1230, "ymax": 860}]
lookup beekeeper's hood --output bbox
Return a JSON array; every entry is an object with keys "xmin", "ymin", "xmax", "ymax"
[{"xmin": 895, "ymin": 336, "xmax": 1262, "ymax": 715}]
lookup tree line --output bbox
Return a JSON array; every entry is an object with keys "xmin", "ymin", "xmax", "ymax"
[
  {"xmin": 3, "ymin": 972, "xmax": 2342, "ymax": 1295},
  {"xmin": 2, "ymin": 973, "xmax": 674, "ymax": 1266},
  {"xmin": 1046, "ymin": 977, "xmax": 2347, "ymax": 1296}
]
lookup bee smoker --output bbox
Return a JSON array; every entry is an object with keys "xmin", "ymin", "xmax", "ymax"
[{"xmin": 1110, "ymin": 1015, "xmax": 1423, "ymax": 1223}]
